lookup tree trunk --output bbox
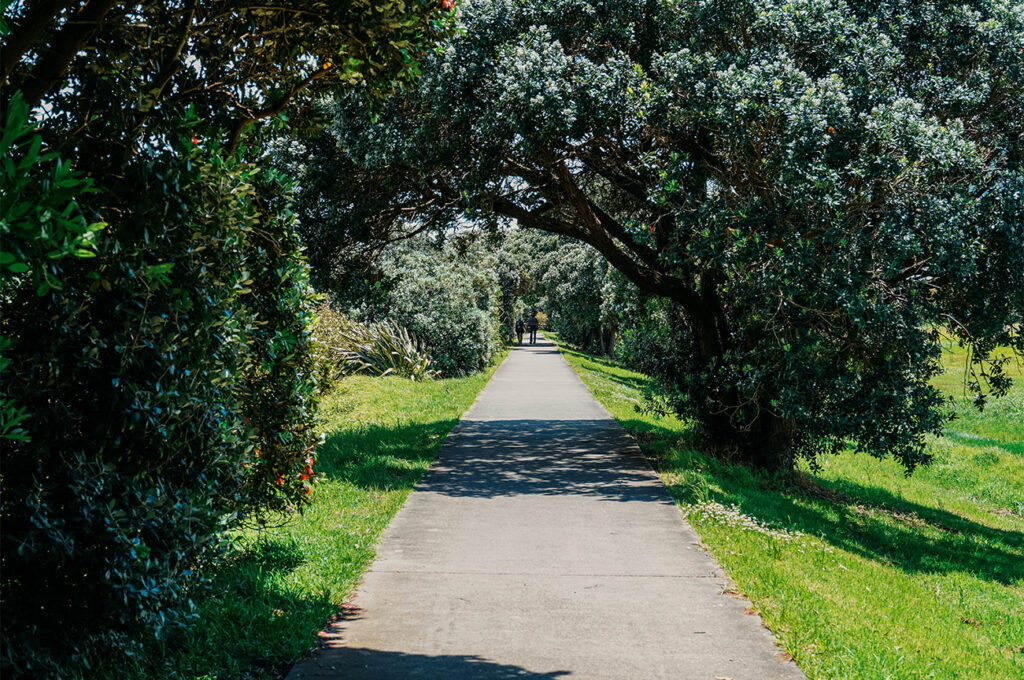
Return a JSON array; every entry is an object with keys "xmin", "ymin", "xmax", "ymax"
[
  {"xmin": 748, "ymin": 410, "xmax": 797, "ymax": 471},
  {"xmin": 681, "ymin": 298, "xmax": 795, "ymax": 471}
]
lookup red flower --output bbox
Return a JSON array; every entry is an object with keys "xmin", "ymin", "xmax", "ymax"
[
  {"xmin": 276, "ymin": 475, "xmax": 284, "ymax": 485},
  {"xmin": 191, "ymin": 136, "xmax": 199, "ymax": 145},
  {"xmin": 441, "ymin": 0, "xmax": 454, "ymax": 9}
]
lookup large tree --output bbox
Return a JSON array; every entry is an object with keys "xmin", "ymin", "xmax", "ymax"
[{"xmin": 315, "ymin": 0, "xmax": 1023, "ymax": 470}]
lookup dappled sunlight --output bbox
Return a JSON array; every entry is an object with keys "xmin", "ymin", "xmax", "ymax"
[{"xmin": 417, "ymin": 419, "xmax": 668, "ymax": 503}]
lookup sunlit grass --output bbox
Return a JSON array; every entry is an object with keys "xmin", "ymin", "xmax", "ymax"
[
  {"xmin": 550, "ymin": 333, "xmax": 1024, "ymax": 680},
  {"xmin": 116, "ymin": 355, "xmax": 504, "ymax": 679}
]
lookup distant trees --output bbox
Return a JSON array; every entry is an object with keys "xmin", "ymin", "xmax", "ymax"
[
  {"xmin": 0, "ymin": 1, "xmax": 453, "ymax": 675},
  {"xmin": 380, "ymin": 237, "xmax": 503, "ymax": 376},
  {"xmin": 308, "ymin": 0, "xmax": 1024, "ymax": 472}
]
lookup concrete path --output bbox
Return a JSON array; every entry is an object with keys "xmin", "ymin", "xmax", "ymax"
[{"xmin": 287, "ymin": 335, "xmax": 805, "ymax": 679}]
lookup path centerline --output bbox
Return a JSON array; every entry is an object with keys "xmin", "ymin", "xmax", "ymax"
[{"xmin": 287, "ymin": 335, "xmax": 805, "ymax": 679}]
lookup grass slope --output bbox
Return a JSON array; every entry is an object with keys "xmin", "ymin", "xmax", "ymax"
[
  {"xmin": 550, "ymin": 334, "xmax": 1024, "ymax": 680},
  {"xmin": 125, "ymin": 356, "xmax": 503, "ymax": 679}
]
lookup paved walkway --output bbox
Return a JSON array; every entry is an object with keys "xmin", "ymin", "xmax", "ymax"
[{"xmin": 287, "ymin": 335, "xmax": 804, "ymax": 679}]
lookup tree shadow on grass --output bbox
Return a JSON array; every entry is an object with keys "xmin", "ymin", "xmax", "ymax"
[
  {"xmin": 937, "ymin": 430, "xmax": 1024, "ymax": 457},
  {"xmin": 316, "ymin": 419, "xmax": 461, "ymax": 491},
  {"xmin": 224, "ymin": 535, "xmax": 306, "ymax": 574},
  {"xmin": 620, "ymin": 419, "xmax": 1024, "ymax": 586},
  {"xmin": 557, "ymin": 345, "xmax": 651, "ymax": 393},
  {"xmin": 152, "ymin": 537, "xmax": 337, "ymax": 679}
]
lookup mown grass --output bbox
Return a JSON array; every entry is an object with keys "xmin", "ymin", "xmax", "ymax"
[
  {"xmin": 118, "ymin": 356, "xmax": 503, "ymax": 679},
  {"xmin": 548, "ymin": 333, "xmax": 1024, "ymax": 680}
]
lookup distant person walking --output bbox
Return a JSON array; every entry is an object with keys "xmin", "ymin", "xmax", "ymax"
[
  {"xmin": 515, "ymin": 317, "xmax": 525, "ymax": 345},
  {"xmin": 527, "ymin": 312, "xmax": 539, "ymax": 344}
]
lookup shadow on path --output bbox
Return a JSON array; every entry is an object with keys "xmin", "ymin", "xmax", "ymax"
[
  {"xmin": 304, "ymin": 647, "xmax": 570, "ymax": 679},
  {"xmin": 419, "ymin": 419, "xmax": 668, "ymax": 504}
]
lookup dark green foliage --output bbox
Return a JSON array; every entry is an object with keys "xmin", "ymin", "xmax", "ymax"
[
  {"xmin": 490, "ymin": 229, "xmax": 558, "ymax": 341},
  {"xmin": 1, "ymin": 107, "xmax": 312, "ymax": 675},
  {"xmin": 1, "ymin": 0, "xmax": 455, "ymax": 148},
  {"xmin": 494, "ymin": 248, "xmax": 528, "ymax": 341},
  {"xmin": 311, "ymin": 0, "xmax": 1024, "ymax": 471},
  {"xmin": 234, "ymin": 168, "xmax": 322, "ymax": 515},
  {"xmin": 1, "ymin": 0, "xmax": 451, "ymax": 675}
]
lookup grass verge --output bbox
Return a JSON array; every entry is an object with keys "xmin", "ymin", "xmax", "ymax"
[
  {"xmin": 548, "ymin": 333, "xmax": 1024, "ymax": 680},
  {"xmin": 123, "ymin": 353, "xmax": 504, "ymax": 679}
]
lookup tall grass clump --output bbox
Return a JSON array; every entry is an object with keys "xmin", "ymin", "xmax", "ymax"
[{"xmin": 311, "ymin": 303, "xmax": 438, "ymax": 387}]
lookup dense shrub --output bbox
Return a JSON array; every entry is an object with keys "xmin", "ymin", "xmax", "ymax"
[
  {"xmin": 538, "ymin": 242, "xmax": 613, "ymax": 352},
  {"xmin": 310, "ymin": 302, "xmax": 354, "ymax": 390},
  {"xmin": 495, "ymin": 249, "xmax": 527, "ymax": 342},
  {"xmin": 0, "ymin": 104, "xmax": 319, "ymax": 677},
  {"xmin": 379, "ymin": 239, "xmax": 502, "ymax": 377}
]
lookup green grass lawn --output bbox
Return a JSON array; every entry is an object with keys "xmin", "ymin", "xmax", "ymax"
[
  {"xmin": 118, "ymin": 356, "xmax": 504, "ymax": 679},
  {"xmin": 548, "ymin": 334, "xmax": 1024, "ymax": 680}
]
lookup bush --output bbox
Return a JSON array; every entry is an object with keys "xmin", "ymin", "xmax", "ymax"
[
  {"xmin": 310, "ymin": 302, "xmax": 354, "ymax": 390},
  {"xmin": 311, "ymin": 303, "xmax": 438, "ymax": 382},
  {"xmin": 380, "ymin": 239, "xmax": 502, "ymax": 377},
  {"xmin": 337, "ymin": 319, "xmax": 439, "ymax": 381},
  {"xmin": 1, "ymin": 0, "xmax": 455, "ymax": 672},
  {"xmin": 0, "ymin": 103, "xmax": 319, "ymax": 677}
]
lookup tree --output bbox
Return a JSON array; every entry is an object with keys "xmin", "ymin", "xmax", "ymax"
[
  {"xmin": 1, "ymin": 1, "xmax": 454, "ymax": 675},
  {"xmin": 379, "ymin": 235, "xmax": 503, "ymax": 376},
  {"xmin": 537, "ymin": 240, "xmax": 612, "ymax": 352},
  {"xmin": 316, "ymin": 0, "xmax": 1023, "ymax": 471}
]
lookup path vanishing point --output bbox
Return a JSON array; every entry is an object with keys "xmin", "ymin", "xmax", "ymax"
[{"xmin": 287, "ymin": 335, "xmax": 806, "ymax": 679}]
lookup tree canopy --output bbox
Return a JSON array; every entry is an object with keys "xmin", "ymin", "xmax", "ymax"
[{"xmin": 311, "ymin": 0, "xmax": 1024, "ymax": 470}]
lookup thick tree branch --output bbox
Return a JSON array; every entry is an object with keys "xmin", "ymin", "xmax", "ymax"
[
  {"xmin": 490, "ymin": 197, "xmax": 589, "ymax": 240},
  {"xmin": 18, "ymin": 0, "xmax": 119, "ymax": 109},
  {"xmin": 1, "ymin": 0, "xmax": 76, "ymax": 83},
  {"xmin": 226, "ymin": 67, "xmax": 329, "ymax": 152},
  {"xmin": 492, "ymin": 191, "xmax": 704, "ymax": 317},
  {"xmin": 545, "ymin": 156, "xmax": 704, "ymax": 314}
]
